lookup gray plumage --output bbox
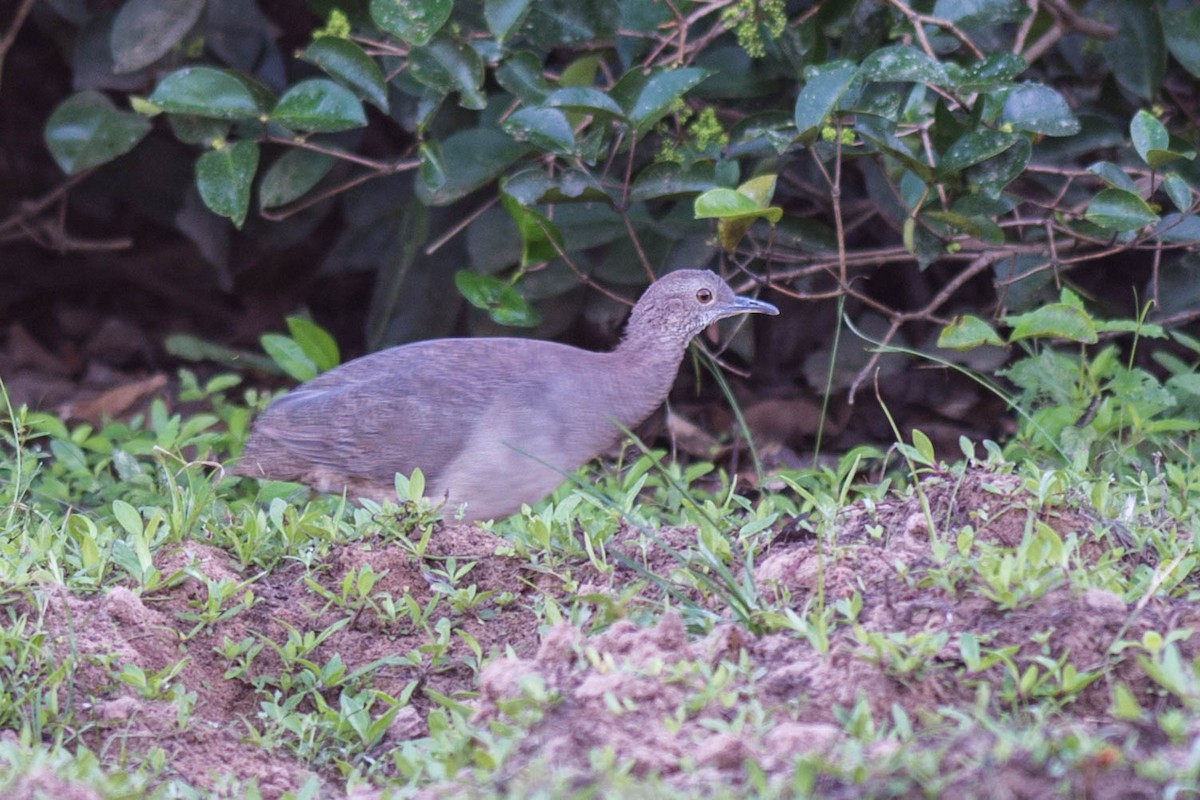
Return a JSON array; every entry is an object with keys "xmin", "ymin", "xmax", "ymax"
[{"xmin": 233, "ymin": 270, "xmax": 778, "ymax": 521}]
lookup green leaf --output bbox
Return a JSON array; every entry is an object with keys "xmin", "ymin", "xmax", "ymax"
[
  {"xmin": 167, "ymin": 114, "xmax": 230, "ymax": 146},
  {"xmin": 261, "ymin": 333, "xmax": 318, "ymax": 382},
  {"xmin": 195, "ymin": 140, "xmax": 260, "ymax": 228},
  {"xmin": 938, "ymin": 315, "xmax": 1005, "ymax": 349},
  {"xmin": 1153, "ymin": 213, "xmax": 1200, "ymax": 244},
  {"xmin": 110, "ymin": 0, "xmax": 205, "ymax": 73},
  {"xmin": 932, "ymin": 0, "xmax": 1026, "ymax": 28},
  {"xmin": 285, "ymin": 317, "xmax": 340, "ymax": 371},
  {"xmin": 965, "ymin": 135, "xmax": 1029, "ymax": 191},
  {"xmin": 543, "ymin": 87, "xmax": 626, "ymax": 118},
  {"xmin": 859, "ymin": 45, "xmax": 948, "ymax": 86},
  {"xmin": 369, "ymin": 0, "xmax": 452, "ymax": 46},
  {"xmin": 947, "ymin": 53, "xmax": 1026, "ymax": 91},
  {"xmin": 454, "ymin": 271, "xmax": 540, "ymax": 328},
  {"xmin": 501, "ymin": 167, "xmax": 612, "ymax": 205},
  {"xmin": 1084, "ymin": 188, "xmax": 1160, "ymax": 232},
  {"xmin": 1164, "ymin": 7, "xmax": 1200, "ymax": 79},
  {"xmin": 408, "ymin": 35, "xmax": 487, "ymax": 110},
  {"xmin": 500, "ymin": 195, "xmax": 564, "ymax": 265},
  {"xmin": 1000, "ymin": 83, "xmax": 1079, "ymax": 137},
  {"xmin": 1006, "ymin": 304, "xmax": 1098, "ymax": 344},
  {"xmin": 302, "ymin": 37, "xmax": 389, "ymax": 112},
  {"xmin": 495, "ymin": 51, "xmax": 552, "ymax": 104},
  {"xmin": 629, "ymin": 162, "xmax": 722, "ymax": 202},
  {"xmin": 1086, "ymin": 161, "xmax": 1138, "ymax": 193},
  {"xmin": 485, "ymin": 0, "xmax": 532, "ymax": 43},
  {"xmin": 44, "ymin": 91, "xmax": 151, "ymax": 175},
  {"xmin": 612, "ymin": 66, "xmax": 711, "ymax": 135},
  {"xmin": 1099, "ymin": 0, "xmax": 1166, "ymax": 100},
  {"xmin": 939, "ymin": 129, "xmax": 1021, "ymax": 174},
  {"xmin": 271, "ymin": 79, "xmax": 366, "ymax": 132},
  {"xmin": 112, "ymin": 499, "xmax": 143, "ymax": 537},
  {"xmin": 149, "ymin": 67, "xmax": 268, "ymax": 120},
  {"xmin": 415, "ymin": 128, "xmax": 533, "ymax": 206},
  {"xmin": 695, "ymin": 175, "xmax": 782, "ymax": 253},
  {"xmin": 1162, "ymin": 174, "xmax": 1193, "ymax": 214},
  {"xmin": 501, "ymin": 106, "xmax": 574, "ymax": 154},
  {"xmin": 259, "ymin": 148, "xmax": 335, "ymax": 210},
  {"xmin": 794, "ymin": 60, "xmax": 857, "ymax": 136},
  {"xmin": 1130, "ymin": 110, "xmax": 1169, "ymax": 167}
]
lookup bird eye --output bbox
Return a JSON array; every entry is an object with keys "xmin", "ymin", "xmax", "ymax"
[{"xmin": 696, "ymin": 288, "xmax": 713, "ymax": 303}]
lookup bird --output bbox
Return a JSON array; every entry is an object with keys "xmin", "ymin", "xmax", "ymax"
[{"xmin": 233, "ymin": 270, "xmax": 779, "ymax": 522}]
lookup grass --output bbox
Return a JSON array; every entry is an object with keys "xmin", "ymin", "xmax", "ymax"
[{"xmin": 3, "ymin": 364, "xmax": 1200, "ymax": 798}]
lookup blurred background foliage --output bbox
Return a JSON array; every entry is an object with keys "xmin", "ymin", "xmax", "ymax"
[{"xmin": 1, "ymin": 0, "xmax": 1199, "ymax": 461}]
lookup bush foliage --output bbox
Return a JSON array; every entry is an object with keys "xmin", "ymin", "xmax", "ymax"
[{"xmin": 21, "ymin": 0, "xmax": 1200, "ymax": 381}]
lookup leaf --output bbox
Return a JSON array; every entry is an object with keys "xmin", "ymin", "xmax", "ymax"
[
  {"xmin": 1099, "ymin": 0, "xmax": 1166, "ymax": 101},
  {"xmin": 629, "ymin": 162, "xmax": 722, "ymax": 202},
  {"xmin": 932, "ymin": 0, "xmax": 1026, "ymax": 27},
  {"xmin": 259, "ymin": 148, "xmax": 335, "ymax": 210},
  {"xmin": 1130, "ymin": 110, "xmax": 1168, "ymax": 167},
  {"xmin": 261, "ymin": 333, "xmax": 318, "ymax": 382},
  {"xmin": 1153, "ymin": 213, "xmax": 1200, "ymax": 244},
  {"xmin": 1086, "ymin": 161, "xmax": 1138, "ymax": 194},
  {"xmin": 1000, "ymin": 83, "xmax": 1080, "ymax": 137},
  {"xmin": 501, "ymin": 167, "xmax": 612, "ymax": 205},
  {"xmin": 271, "ymin": 79, "xmax": 367, "ymax": 132},
  {"xmin": 112, "ymin": 499, "xmax": 144, "ymax": 537},
  {"xmin": 1163, "ymin": 7, "xmax": 1200, "ymax": 79},
  {"xmin": 859, "ymin": 45, "xmax": 948, "ymax": 86},
  {"xmin": 695, "ymin": 175, "xmax": 782, "ymax": 253},
  {"xmin": 938, "ymin": 315, "xmax": 1005, "ymax": 349},
  {"xmin": 415, "ymin": 128, "xmax": 533, "ymax": 206},
  {"xmin": 44, "ymin": 91, "xmax": 151, "ymax": 174},
  {"xmin": 195, "ymin": 140, "xmax": 260, "ymax": 228},
  {"xmin": 485, "ymin": 0, "xmax": 532, "ymax": 43},
  {"xmin": 369, "ymin": 0, "xmax": 452, "ymax": 46},
  {"xmin": 612, "ymin": 66, "xmax": 712, "ymax": 135},
  {"xmin": 964, "ymin": 135, "xmax": 1029, "ymax": 191},
  {"xmin": 939, "ymin": 129, "xmax": 1022, "ymax": 174},
  {"xmin": 454, "ymin": 271, "xmax": 540, "ymax": 328},
  {"xmin": 285, "ymin": 317, "xmax": 340, "ymax": 371},
  {"xmin": 794, "ymin": 60, "xmax": 857, "ymax": 136},
  {"xmin": 1162, "ymin": 174, "xmax": 1193, "ymax": 214},
  {"xmin": 1084, "ymin": 188, "xmax": 1160, "ymax": 232},
  {"xmin": 543, "ymin": 87, "xmax": 626, "ymax": 118},
  {"xmin": 1006, "ymin": 304, "xmax": 1098, "ymax": 344},
  {"xmin": 149, "ymin": 67, "xmax": 268, "ymax": 119},
  {"xmin": 501, "ymin": 106, "xmax": 574, "ymax": 154},
  {"xmin": 408, "ymin": 35, "xmax": 487, "ymax": 110},
  {"xmin": 500, "ymin": 195, "xmax": 564, "ymax": 265},
  {"xmin": 302, "ymin": 37, "xmax": 389, "ymax": 112},
  {"xmin": 495, "ymin": 51, "xmax": 552, "ymax": 104},
  {"xmin": 110, "ymin": 0, "xmax": 205, "ymax": 73},
  {"xmin": 948, "ymin": 53, "xmax": 1026, "ymax": 91}
]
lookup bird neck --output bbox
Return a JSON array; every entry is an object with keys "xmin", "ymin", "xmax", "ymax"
[{"xmin": 602, "ymin": 328, "xmax": 693, "ymax": 428}]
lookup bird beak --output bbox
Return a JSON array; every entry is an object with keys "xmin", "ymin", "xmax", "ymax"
[{"xmin": 726, "ymin": 296, "xmax": 779, "ymax": 316}]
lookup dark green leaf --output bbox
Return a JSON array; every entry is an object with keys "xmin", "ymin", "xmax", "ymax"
[
  {"xmin": 1098, "ymin": 0, "xmax": 1166, "ymax": 100},
  {"xmin": 1130, "ymin": 110, "xmax": 1168, "ymax": 166},
  {"xmin": 167, "ymin": 115, "xmax": 230, "ymax": 146},
  {"xmin": 501, "ymin": 168, "xmax": 612, "ymax": 205},
  {"xmin": 859, "ymin": 45, "xmax": 948, "ymax": 86},
  {"xmin": 1087, "ymin": 161, "xmax": 1138, "ymax": 193},
  {"xmin": 501, "ymin": 106, "xmax": 574, "ymax": 153},
  {"xmin": 261, "ymin": 333, "xmax": 318, "ymax": 382},
  {"xmin": 939, "ymin": 129, "xmax": 1021, "ymax": 174},
  {"xmin": 286, "ymin": 316, "xmax": 340, "ymax": 371},
  {"xmin": 613, "ymin": 66, "xmax": 711, "ymax": 134},
  {"xmin": 964, "ymin": 136, "xmax": 1029, "ymax": 190},
  {"xmin": 195, "ymin": 140, "xmax": 259, "ymax": 228},
  {"xmin": 500, "ymin": 195, "xmax": 564, "ymax": 265},
  {"xmin": 149, "ymin": 67, "xmax": 268, "ymax": 119},
  {"xmin": 44, "ymin": 90, "xmax": 151, "ymax": 174},
  {"xmin": 271, "ymin": 79, "xmax": 366, "ymax": 132},
  {"xmin": 1153, "ymin": 213, "xmax": 1200, "ymax": 244},
  {"xmin": 947, "ymin": 53, "xmax": 1026, "ymax": 91},
  {"xmin": 629, "ymin": 162, "xmax": 722, "ymax": 202},
  {"xmin": 408, "ymin": 36, "xmax": 487, "ymax": 110},
  {"xmin": 794, "ymin": 60, "xmax": 857, "ymax": 135},
  {"xmin": 454, "ymin": 271, "xmax": 540, "ymax": 327},
  {"xmin": 259, "ymin": 148, "xmax": 335, "ymax": 210},
  {"xmin": 495, "ymin": 51, "xmax": 552, "ymax": 104},
  {"xmin": 932, "ymin": 0, "xmax": 1026, "ymax": 28},
  {"xmin": 923, "ymin": 210, "xmax": 1004, "ymax": 244},
  {"xmin": 938, "ymin": 315, "xmax": 1005, "ymax": 349},
  {"xmin": 415, "ymin": 128, "xmax": 533, "ymax": 206},
  {"xmin": 1164, "ymin": 7, "xmax": 1200, "ymax": 79},
  {"xmin": 110, "ymin": 0, "xmax": 205, "ymax": 73},
  {"xmin": 485, "ymin": 0, "xmax": 532, "ymax": 42},
  {"xmin": 369, "ymin": 0, "xmax": 452, "ymax": 46},
  {"xmin": 1163, "ymin": 174, "xmax": 1193, "ymax": 214},
  {"xmin": 1084, "ymin": 188, "xmax": 1160, "ymax": 232},
  {"xmin": 1001, "ymin": 83, "xmax": 1079, "ymax": 137},
  {"xmin": 1006, "ymin": 304, "xmax": 1098, "ymax": 343},
  {"xmin": 543, "ymin": 87, "xmax": 626, "ymax": 118},
  {"xmin": 302, "ymin": 37, "xmax": 389, "ymax": 112}
]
